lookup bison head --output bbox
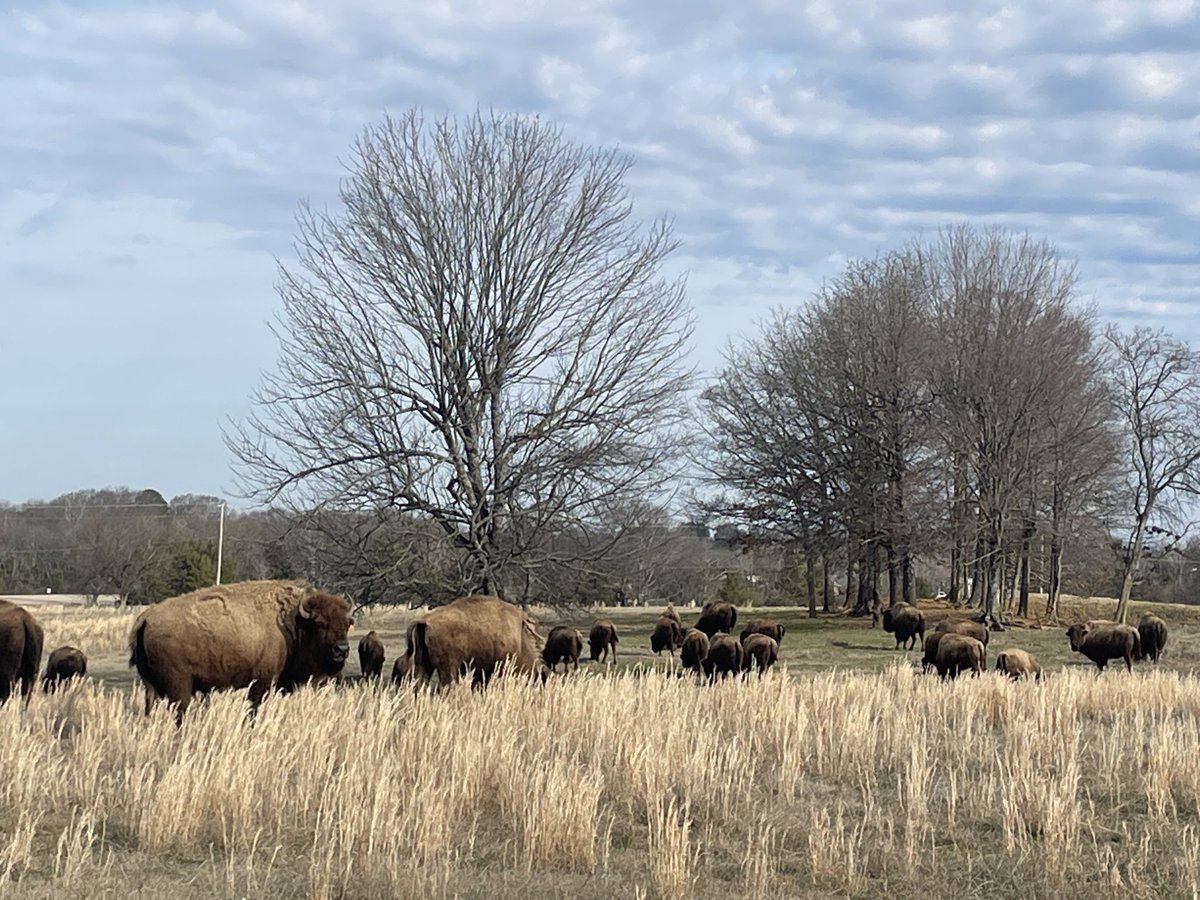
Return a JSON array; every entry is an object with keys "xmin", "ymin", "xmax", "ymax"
[
  {"xmin": 881, "ymin": 608, "xmax": 895, "ymax": 633},
  {"xmin": 297, "ymin": 592, "xmax": 353, "ymax": 675},
  {"xmin": 1065, "ymin": 623, "xmax": 1090, "ymax": 651}
]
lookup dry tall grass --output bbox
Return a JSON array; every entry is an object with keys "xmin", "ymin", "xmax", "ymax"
[
  {"xmin": 31, "ymin": 606, "xmax": 136, "ymax": 656},
  {"xmin": 3, "ymin": 665, "xmax": 1200, "ymax": 898}
]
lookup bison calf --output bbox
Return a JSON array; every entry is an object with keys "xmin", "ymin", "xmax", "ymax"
[
  {"xmin": 543, "ymin": 625, "xmax": 584, "ymax": 674},
  {"xmin": 357, "ymin": 630, "xmax": 385, "ymax": 679},
  {"xmin": 882, "ymin": 603, "xmax": 925, "ymax": 650},
  {"xmin": 1137, "ymin": 614, "xmax": 1168, "ymax": 663},
  {"xmin": 1065, "ymin": 622, "xmax": 1139, "ymax": 672},
  {"xmin": 995, "ymin": 647, "xmax": 1041, "ymax": 681},
  {"xmin": 42, "ymin": 645, "xmax": 87, "ymax": 692},
  {"xmin": 742, "ymin": 634, "xmax": 779, "ymax": 676},
  {"xmin": 588, "ymin": 620, "xmax": 619, "ymax": 663}
]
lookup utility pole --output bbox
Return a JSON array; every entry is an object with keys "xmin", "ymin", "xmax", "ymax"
[{"xmin": 215, "ymin": 502, "xmax": 226, "ymax": 585}]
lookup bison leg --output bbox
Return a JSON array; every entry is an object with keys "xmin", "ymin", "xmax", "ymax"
[{"xmin": 1124, "ymin": 652, "xmax": 1133, "ymax": 673}]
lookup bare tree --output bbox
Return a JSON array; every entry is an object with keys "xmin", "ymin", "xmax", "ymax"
[
  {"xmin": 227, "ymin": 110, "xmax": 693, "ymax": 598},
  {"xmin": 1106, "ymin": 325, "xmax": 1200, "ymax": 622}
]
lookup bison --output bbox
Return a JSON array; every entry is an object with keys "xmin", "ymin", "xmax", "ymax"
[
  {"xmin": 391, "ymin": 648, "xmax": 413, "ymax": 685},
  {"xmin": 588, "ymin": 620, "xmax": 619, "ymax": 663},
  {"xmin": 400, "ymin": 594, "xmax": 540, "ymax": 688},
  {"xmin": 650, "ymin": 616, "xmax": 684, "ymax": 655},
  {"xmin": 42, "ymin": 645, "xmax": 87, "ymax": 692},
  {"xmin": 694, "ymin": 601, "xmax": 737, "ymax": 637},
  {"xmin": 995, "ymin": 647, "xmax": 1041, "ymax": 681},
  {"xmin": 882, "ymin": 603, "xmax": 925, "ymax": 650},
  {"xmin": 662, "ymin": 605, "xmax": 683, "ymax": 629},
  {"xmin": 921, "ymin": 631, "xmax": 945, "ymax": 673},
  {"xmin": 1136, "ymin": 614, "xmax": 1168, "ymax": 663},
  {"xmin": 1065, "ymin": 621, "xmax": 1139, "ymax": 672},
  {"xmin": 934, "ymin": 634, "xmax": 986, "ymax": 679},
  {"xmin": 740, "ymin": 619, "xmax": 785, "ymax": 646},
  {"xmin": 680, "ymin": 628, "xmax": 709, "ymax": 674},
  {"xmin": 933, "ymin": 618, "xmax": 990, "ymax": 647},
  {"xmin": 129, "ymin": 580, "xmax": 352, "ymax": 721},
  {"xmin": 357, "ymin": 630, "xmax": 385, "ymax": 679},
  {"xmin": 703, "ymin": 633, "xmax": 743, "ymax": 680},
  {"xmin": 543, "ymin": 625, "xmax": 584, "ymax": 674},
  {"xmin": 0, "ymin": 599, "xmax": 43, "ymax": 704},
  {"xmin": 742, "ymin": 634, "xmax": 779, "ymax": 676}
]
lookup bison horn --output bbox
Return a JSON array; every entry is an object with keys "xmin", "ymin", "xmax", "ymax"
[{"xmin": 298, "ymin": 596, "xmax": 314, "ymax": 619}]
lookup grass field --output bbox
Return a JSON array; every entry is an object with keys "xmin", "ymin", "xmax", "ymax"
[{"xmin": 3, "ymin": 594, "xmax": 1200, "ymax": 898}]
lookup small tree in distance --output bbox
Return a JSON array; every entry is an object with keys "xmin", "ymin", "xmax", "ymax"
[{"xmin": 227, "ymin": 109, "xmax": 694, "ymax": 600}]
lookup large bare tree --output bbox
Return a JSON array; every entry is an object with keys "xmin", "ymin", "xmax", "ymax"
[{"xmin": 227, "ymin": 110, "xmax": 693, "ymax": 598}]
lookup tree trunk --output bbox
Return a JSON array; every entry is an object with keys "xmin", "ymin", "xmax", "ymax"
[
  {"xmin": 1018, "ymin": 530, "xmax": 1031, "ymax": 618},
  {"xmin": 968, "ymin": 535, "xmax": 985, "ymax": 608},
  {"xmin": 822, "ymin": 552, "xmax": 833, "ymax": 613},
  {"xmin": 886, "ymin": 543, "xmax": 899, "ymax": 607},
  {"xmin": 948, "ymin": 543, "xmax": 961, "ymax": 606},
  {"xmin": 805, "ymin": 545, "xmax": 818, "ymax": 619},
  {"xmin": 902, "ymin": 556, "xmax": 916, "ymax": 605},
  {"xmin": 843, "ymin": 541, "xmax": 857, "ymax": 610}
]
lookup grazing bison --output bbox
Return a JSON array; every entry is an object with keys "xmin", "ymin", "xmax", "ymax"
[
  {"xmin": 921, "ymin": 632, "xmax": 945, "ymax": 673},
  {"xmin": 588, "ymin": 620, "xmax": 619, "ymax": 663},
  {"xmin": 680, "ymin": 628, "xmax": 709, "ymax": 674},
  {"xmin": 934, "ymin": 634, "xmax": 986, "ymax": 679},
  {"xmin": 934, "ymin": 618, "xmax": 990, "ymax": 647},
  {"xmin": 995, "ymin": 648, "xmax": 1041, "ymax": 681},
  {"xmin": 650, "ymin": 616, "xmax": 684, "ymax": 655},
  {"xmin": 695, "ymin": 601, "xmax": 737, "ymax": 637},
  {"xmin": 742, "ymin": 634, "xmax": 779, "ymax": 676},
  {"xmin": 543, "ymin": 625, "xmax": 584, "ymax": 674},
  {"xmin": 129, "ymin": 580, "xmax": 352, "ymax": 721},
  {"xmin": 703, "ymin": 633, "xmax": 743, "ymax": 680},
  {"xmin": 1066, "ymin": 622, "xmax": 1140, "ymax": 672},
  {"xmin": 740, "ymin": 619, "xmax": 785, "ymax": 645},
  {"xmin": 401, "ymin": 594, "xmax": 540, "ymax": 688},
  {"xmin": 0, "ymin": 600, "xmax": 44, "ymax": 704},
  {"xmin": 1136, "ymin": 614, "xmax": 1168, "ymax": 663},
  {"xmin": 882, "ymin": 603, "xmax": 925, "ymax": 650},
  {"xmin": 357, "ymin": 630, "xmax": 385, "ymax": 679},
  {"xmin": 42, "ymin": 645, "xmax": 87, "ymax": 692}
]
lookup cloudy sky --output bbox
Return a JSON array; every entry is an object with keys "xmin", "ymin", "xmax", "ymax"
[{"xmin": 2, "ymin": 0, "xmax": 1197, "ymax": 503}]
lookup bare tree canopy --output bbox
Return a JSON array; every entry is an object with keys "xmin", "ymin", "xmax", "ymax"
[{"xmin": 227, "ymin": 109, "xmax": 694, "ymax": 599}]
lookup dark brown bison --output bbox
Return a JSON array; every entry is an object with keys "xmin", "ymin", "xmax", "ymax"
[
  {"xmin": 695, "ymin": 601, "xmax": 737, "ymax": 637},
  {"xmin": 740, "ymin": 619, "xmax": 785, "ymax": 645},
  {"xmin": 995, "ymin": 648, "xmax": 1041, "ymax": 681},
  {"xmin": 934, "ymin": 634, "xmax": 986, "ymax": 679},
  {"xmin": 543, "ymin": 625, "xmax": 584, "ymax": 674},
  {"xmin": 357, "ymin": 630, "xmax": 385, "ymax": 679},
  {"xmin": 650, "ymin": 616, "xmax": 684, "ymax": 654},
  {"xmin": 742, "ymin": 634, "xmax": 779, "ymax": 676},
  {"xmin": 1066, "ymin": 621, "xmax": 1139, "ymax": 672},
  {"xmin": 588, "ymin": 620, "xmax": 619, "ymax": 663},
  {"xmin": 0, "ymin": 599, "xmax": 43, "ymax": 704},
  {"xmin": 703, "ymin": 633, "xmax": 743, "ymax": 680},
  {"xmin": 680, "ymin": 628, "xmax": 709, "ymax": 674},
  {"xmin": 662, "ymin": 605, "xmax": 683, "ymax": 629},
  {"xmin": 921, "ymin": 632, "xmax": 945, "ymax": 673},
  {"xmin": 1136, "ymin": 614, "xmax": 1168, "ymax": 663},
  {"xmin": 400, "ymin": 594, "xmax": 540, "ymax": 688},
  {"xmin": 882, "ymin": 603, "xmax": 925, "ymax": 650},
  {"xmin": 42, "ymin": 645, "xmax": 87, "ymax": 692},
  {"xmin": 933, "ymin": 618, "xmax": 990, "ymax": 647},
  {"xmin": 129, "ymin": 580, "xmax": 352, "ymax": 721},
  {"xmin": 391, "ymin": 646, "xmax": 413, "ymax": 685}
]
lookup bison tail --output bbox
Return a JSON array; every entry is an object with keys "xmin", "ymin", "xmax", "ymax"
[{"xmin": 408, "ymin": 621, "xmax": 434, "ymax": 680}]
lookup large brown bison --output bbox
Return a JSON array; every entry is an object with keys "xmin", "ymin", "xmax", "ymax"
[
  {"xmin": 543, "ymin": 625, "xmax": 584, "ymax": 674},
  {"xmin": 680, "ymin": 628, "xmax": 709, "ymax": 674},
  {"xmin": 0, "ymin": 599, "xmax": 43, "ymax": 704},
  {"xmin": 42, "ymin": 645, "xmax": 87, "ymax": 692},
  {"xmin": 1066, "ymin": 621, "xmax": 1139, "ymax": 672},
  {"xmin": 933, "ymin": 618, "xmax": 990, "ymax": 647},
  {"xmin": 695, "ymin": 601, "xmax": 737, "ymax": 637},
  {"xmin": 129, "ymin": 580, "xmax": 353, "ymax": 720},
  {"xmin": 882, "ymin": 603, "xmax": 925, "ymax": 650},
  {"xmin": 921, "ymin": 632, "xmax": 945, "ymax": 673},
  {"xmin": 1136, "ymin": 614, "xmax": 1168, "ymax": 663},
  {"xmin": 650, "ymin": 616, "xmax": 684, "ymax": 654},
  {"xmin": 357, "ymin": 630, "xmax": 385, "ymax": 679},
  {"xmin": 742, "ymin": 634, "xmax": 779, "ymax": 676},
  {"xmin": 588, "ymin": 620, "xmax": 619, "ymax": 663},
  {"xmin": 995, "ymin": 648, "xmax": 1041, "ymax": 681},
  {"xmin": 740, "ymin": 619, "xmax": 785, "ymax": 645},
  {"xmin": 934, "ymin": 634, "xmax": 986, "ymax": 679},
  {"xmin": 703, "ymin": 633, "xmax": 743, "ymax": 680},
  {"xmin": 400, "ymin": 594, "xmax": 540, "ymax": 688}
]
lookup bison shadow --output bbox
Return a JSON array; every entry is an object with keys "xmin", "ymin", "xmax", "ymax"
[{"xmin": 830, "ymin": 639, "xmax": 905, "ymax": 652}]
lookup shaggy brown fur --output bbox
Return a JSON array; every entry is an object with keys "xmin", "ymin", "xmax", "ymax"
[
  {"xmin": 934, "ymin": 634, "xmax": 986, "ymax": 679},
  {"xmin": 403, "ymin": 594, "xmax": 540, "ymax": 688},
  {"xmin": 0, "ymin": 599, "xmax": 43, "ymax": 704},
  {"xmin": 542, "ymin": 625, "xmax": 584, "ymax": 674},
  {"xmin": 695, "ymin": 601, "xmax": 737, "ymax": 637},
  {"xmin": 1065, "ymin": 622, "xmax": 1140, "ymax": 672},
  {"xmin": 740, "ymin": 619, "xmax": 785, "ymax": 645},
  {"xmin": 391, "ymin": 647, "xmax": 413, "ymax": 685},
  {"xmin": 587, "ymin": 620, "xmax": 619, "ymax": 663},
  {"xmin": 662, "ymin": 605, "xmax": 683, "ymax": 629},
  {"xmin": 995, "ymin": 648, "xmax": 1041, "ymax": 681},
  {"xmin": 1136, "ymin": 614, "xmax": 1168, "ymax": 663},
  {"xmin": 741, "ymin": 634, "xmax": 779, "ymax": 676},
  {"xmin": 703, "ymin": 633, "xmax": 743, "ymax": 680},
  {"xmin": 650, "ymin": 616, "xmax": 684, "ymax": 654},
  {"xmin": 42, "ymin": 645, "xmax": 87, "ymax": 692},
  {"xmin": 680, "ymin": 628, "xmax": 709, "ymax": 674},
  {"xmin": 357, "ymin": 631, "xmax": 385, "ymax": 679},
  {"xmin": 129, "ymin": 579, "xmax": 353, "ymax": 721},
  {"xmin": 882, "ymin": 603, "xmax": 925, "ymax": 650},
  {"xmin": 933, "ymin": 618, "xmax": 990, "ymax": 647},
  {"xmin": 921, "ymin": 632, "xmax": 944, "ymax": 673}
]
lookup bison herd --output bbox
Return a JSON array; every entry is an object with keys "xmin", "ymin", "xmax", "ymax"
[{"xmin": 0, "ymin": 584, "xmax": 1180, "ymax": 720}]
